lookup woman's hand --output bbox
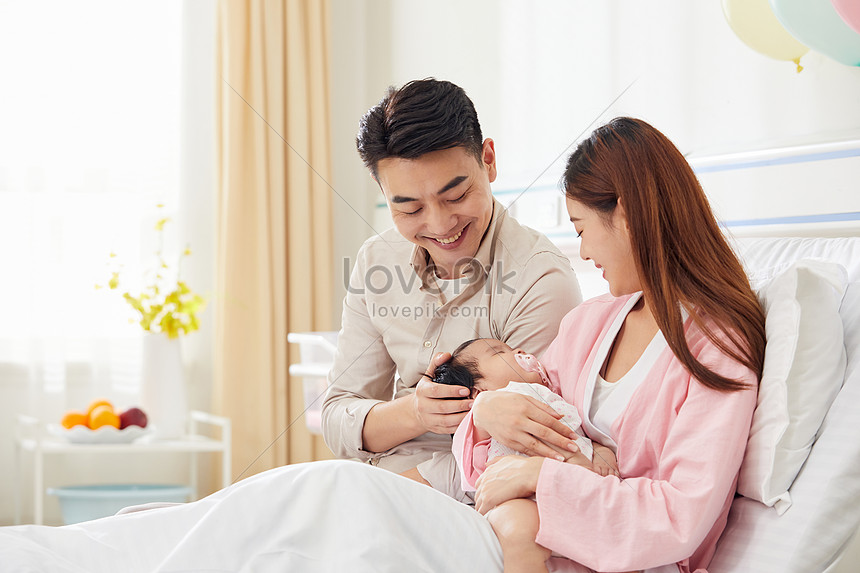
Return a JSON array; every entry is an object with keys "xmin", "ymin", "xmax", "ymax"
[
  {"xmin": 474, "ymin": 455, "xmax": 543, "ymax": 515},
  {"xmin": 471, "ymin": 390, "xmax": 580, "ymax": 460},
  {"xmin": 412, "ymin": 352, "xmax": 473, "ymax": 434}
]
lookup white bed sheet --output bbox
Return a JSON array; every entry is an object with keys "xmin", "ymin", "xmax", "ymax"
[
  {"xmin": 710, "ymin": 237, "xmax": 860, "ymax": 572},
  {"xmin": 0, "ymin": 460, "xmax": 505, "ymax": 573}
]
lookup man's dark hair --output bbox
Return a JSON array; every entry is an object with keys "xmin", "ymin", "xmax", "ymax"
[
  {"xmin": 432, "ymin": 339, "xmax": 482, "ymax": 392},
  {"xmin": 356, "ymin": 78, "xmax": 484, "ymax": 179}
]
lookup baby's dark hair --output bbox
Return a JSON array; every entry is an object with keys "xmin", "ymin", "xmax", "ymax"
[{"xmin": 432, "ymin": 339, "xmax": 483, "ymax": 392}]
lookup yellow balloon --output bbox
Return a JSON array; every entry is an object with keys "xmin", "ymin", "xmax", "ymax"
[{"xmin": 722, "ymin": 0, "xmax": 809, "ymax": 71}]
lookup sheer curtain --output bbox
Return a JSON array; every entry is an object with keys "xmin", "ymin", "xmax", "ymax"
[{"xmin": 0, "ymin": 3, "xmax": 184, "ymax": 432}]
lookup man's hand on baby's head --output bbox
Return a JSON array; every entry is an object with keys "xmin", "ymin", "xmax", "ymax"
[
  {"xmin": 423, "ymin": 352, "xmax": 466, "ymax": 394},
  {"xmin": 413, "ymin": 378, "xmax": 473, "ymax": 433},
  {"xmin": 417, "ymin": 378, "xmax": 470, "ymax": 399},
  {"xmin": 413, "ymin": 352, "xmax": 474, "ymax": 434}
]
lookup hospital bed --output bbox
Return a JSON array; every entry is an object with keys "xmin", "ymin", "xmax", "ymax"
[
  {"xmin": 710, "ymin": 235, "xmax": 860, "ymax": 572},
  {"xmin": 694, "ymin": 140, "xmax": 860, "ymax": 572}
]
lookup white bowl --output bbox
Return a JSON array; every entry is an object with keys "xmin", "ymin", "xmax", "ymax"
[{"xmin": 48, "ymin": 423, "xmax": 153, "ymax": 444}]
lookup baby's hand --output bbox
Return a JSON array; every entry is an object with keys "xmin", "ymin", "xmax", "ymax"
[{"xmin": 591, "ymin": 444, "xmax": 620, "ymax": 477}]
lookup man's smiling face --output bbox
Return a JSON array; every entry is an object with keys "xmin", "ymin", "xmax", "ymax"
[{"xmin": 377, "ymin": 140, "xmax": 497, "ymax": 279}]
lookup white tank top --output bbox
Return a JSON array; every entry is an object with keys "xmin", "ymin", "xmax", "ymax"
[{"xmin": 589, "ymin": 329, "xmax": 668, "ymax": 449}]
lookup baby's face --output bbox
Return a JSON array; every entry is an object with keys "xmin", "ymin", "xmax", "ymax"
[{"xmin": 460, "ymin": 339, "xmax": 543, "ymax": 395}]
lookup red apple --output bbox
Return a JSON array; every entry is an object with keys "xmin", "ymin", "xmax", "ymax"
[{"xmin": 119, "ymin": 407, "xmax": 148, "ymax": 429}]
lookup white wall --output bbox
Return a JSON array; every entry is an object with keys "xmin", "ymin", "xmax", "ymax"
[{"xmin": 329, "ymin": 0, "xmax": 860, "ymax": 302}]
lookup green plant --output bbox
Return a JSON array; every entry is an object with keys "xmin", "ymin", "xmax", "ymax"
[{"xmin": 100, "ymin": 206, "xmax": 206, "ymax": 339}]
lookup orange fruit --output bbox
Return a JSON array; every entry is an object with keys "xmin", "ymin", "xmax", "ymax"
[
  {"xmin": 88, "ymin": 405, "xmax": 120, "ymax": 430},
  {"xmin": 86, "ymin": 399, "xmax": 114, "ymax": 417},
  {"xmin": 61, "ymin": 411, "xmax": 88, "ymax": 430}
]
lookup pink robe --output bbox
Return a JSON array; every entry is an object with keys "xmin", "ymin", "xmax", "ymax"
[{"xmin": 453, "ymin": 294, "xmax": 757, "ymax": 572}]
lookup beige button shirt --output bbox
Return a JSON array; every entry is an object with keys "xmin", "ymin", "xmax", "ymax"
[{"xmin": 321, "ymin": 200, "xmax": 582, "ymax": 481}]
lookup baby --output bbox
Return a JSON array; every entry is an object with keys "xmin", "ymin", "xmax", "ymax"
[
  {"xmin": 435, "ymin": 338, "xmax": 617, "ymax": 476},
  {"xmin": 429, "ymin": 338, "xmax": 620, "ymax": 573}
]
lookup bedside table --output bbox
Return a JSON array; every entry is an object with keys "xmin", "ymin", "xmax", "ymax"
[{"xmin": 14, "ymin": 410, "xmax": 231, "ymax": 525}]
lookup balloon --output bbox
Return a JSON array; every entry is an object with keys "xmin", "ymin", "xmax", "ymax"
[
  {"xmin": 771, "ymin": 0, "xmax": 860, "ymax": 66},
  {"xmin": 831, "ymin": 0, "xmax": 860, "ymax": 36},
  {"xmin": 722, "ymin": 0, "xmax": 809, "ymax": 71}
]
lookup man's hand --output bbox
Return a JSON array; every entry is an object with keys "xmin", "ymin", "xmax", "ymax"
[{"xmin": 412, "ymin": 352, "xmax": 473, "ymax": 434}]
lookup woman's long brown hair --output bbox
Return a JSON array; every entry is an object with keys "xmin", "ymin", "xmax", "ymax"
[{"xmin": 563, "ymin": 117, "xmax": 765, "ymax": 391}]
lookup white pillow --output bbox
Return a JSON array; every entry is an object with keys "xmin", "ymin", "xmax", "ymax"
[{"xmin": 737, "ymin": 259, "xmax": 847, "ymax": 515}]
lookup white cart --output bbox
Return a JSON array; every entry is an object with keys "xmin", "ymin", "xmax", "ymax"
[{"xmin": 287, "ymin": 331, "xmax": 338, "ymax": 435}]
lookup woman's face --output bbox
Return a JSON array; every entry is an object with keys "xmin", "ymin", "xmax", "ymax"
[
  {"xmin": 460, "ymin": 339, "xmax": 543, "ymax": 396},
  {"xmin": 565, "ymin": 197, "xmax": 641, "ymax": 297},
  {"xmin": 376, "ymin": 141, "xmax": 496, "ymax": 280}
]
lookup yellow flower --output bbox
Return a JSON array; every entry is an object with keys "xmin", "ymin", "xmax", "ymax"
[{"xmin": 105, "ymin": 209, "xmax": 206, "ymax": 339}]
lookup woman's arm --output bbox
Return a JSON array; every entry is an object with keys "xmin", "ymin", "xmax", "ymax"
[
  {"xmin": 453, "ymin": 306, "xmax": 592, "ymax": 489},
  {"xmin": 474, "ymin": 455, "xmax": 544, "ymax": 514},
  {"xmin": 533, "ymin": 345, "xmax": 757, "ymax": 572},
  {"xmin": 452, "ymin": 395, "xmax": 579, "ymax": 491},
  {"xmin": 472, "ymin": 391, "xmax": 580, "ymax": 457}
]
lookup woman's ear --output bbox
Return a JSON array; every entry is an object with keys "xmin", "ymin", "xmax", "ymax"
[{"xmin": 615, "ymin": 197, "xmax": 630, "ymax": 232}]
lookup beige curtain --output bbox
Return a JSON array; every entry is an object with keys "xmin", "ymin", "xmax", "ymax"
[{"xmin": 215, "ymin": 0, "xmax": 334, "ymax": 481}]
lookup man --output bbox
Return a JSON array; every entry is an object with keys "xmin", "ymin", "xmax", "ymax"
[{"xmin": 321, "ymin": 79, "xmax": 581, "ymax": 500}]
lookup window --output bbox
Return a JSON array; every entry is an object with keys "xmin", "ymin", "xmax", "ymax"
[{"xmin": 0, "ymin": 1, "xmax": 183, "ymax": 395}]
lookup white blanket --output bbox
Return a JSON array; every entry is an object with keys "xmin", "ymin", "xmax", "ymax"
[{"xmin": 2, "ymin": 460, "xmax": 506, "ymax": 573}]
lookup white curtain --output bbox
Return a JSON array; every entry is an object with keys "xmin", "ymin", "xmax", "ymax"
[{"xmin": 0, "ymin": 0, "xmax": 186, "ymax": 416}]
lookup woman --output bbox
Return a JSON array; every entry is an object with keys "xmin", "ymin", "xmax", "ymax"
[{"xmin": 453, "ymin": 117, "xmax": 766, "ymax": 572}]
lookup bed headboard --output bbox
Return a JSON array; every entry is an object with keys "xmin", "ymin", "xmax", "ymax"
[{"xmin": 497, "ymin": 136, "xmax": 860, "ymax": 300}]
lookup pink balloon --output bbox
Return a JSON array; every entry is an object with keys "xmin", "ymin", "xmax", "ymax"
[{"xmin": 831, "ymin": 0, "xmax": 860, "ymax": 35}]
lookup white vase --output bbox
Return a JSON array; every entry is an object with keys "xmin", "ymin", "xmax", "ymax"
[{"xmin": 140, "ymin": 334, "xmax": 187, "ymax": 439}]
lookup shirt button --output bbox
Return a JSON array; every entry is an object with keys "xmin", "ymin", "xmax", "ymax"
[{"xmin": 424, "ymin": 340, "xmax": 432, "ymax": 348}]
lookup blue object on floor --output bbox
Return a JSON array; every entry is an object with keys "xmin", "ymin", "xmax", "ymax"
[{"xmin": 47, "ymin": 484, "xmax": 191, "ymax": 524}]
